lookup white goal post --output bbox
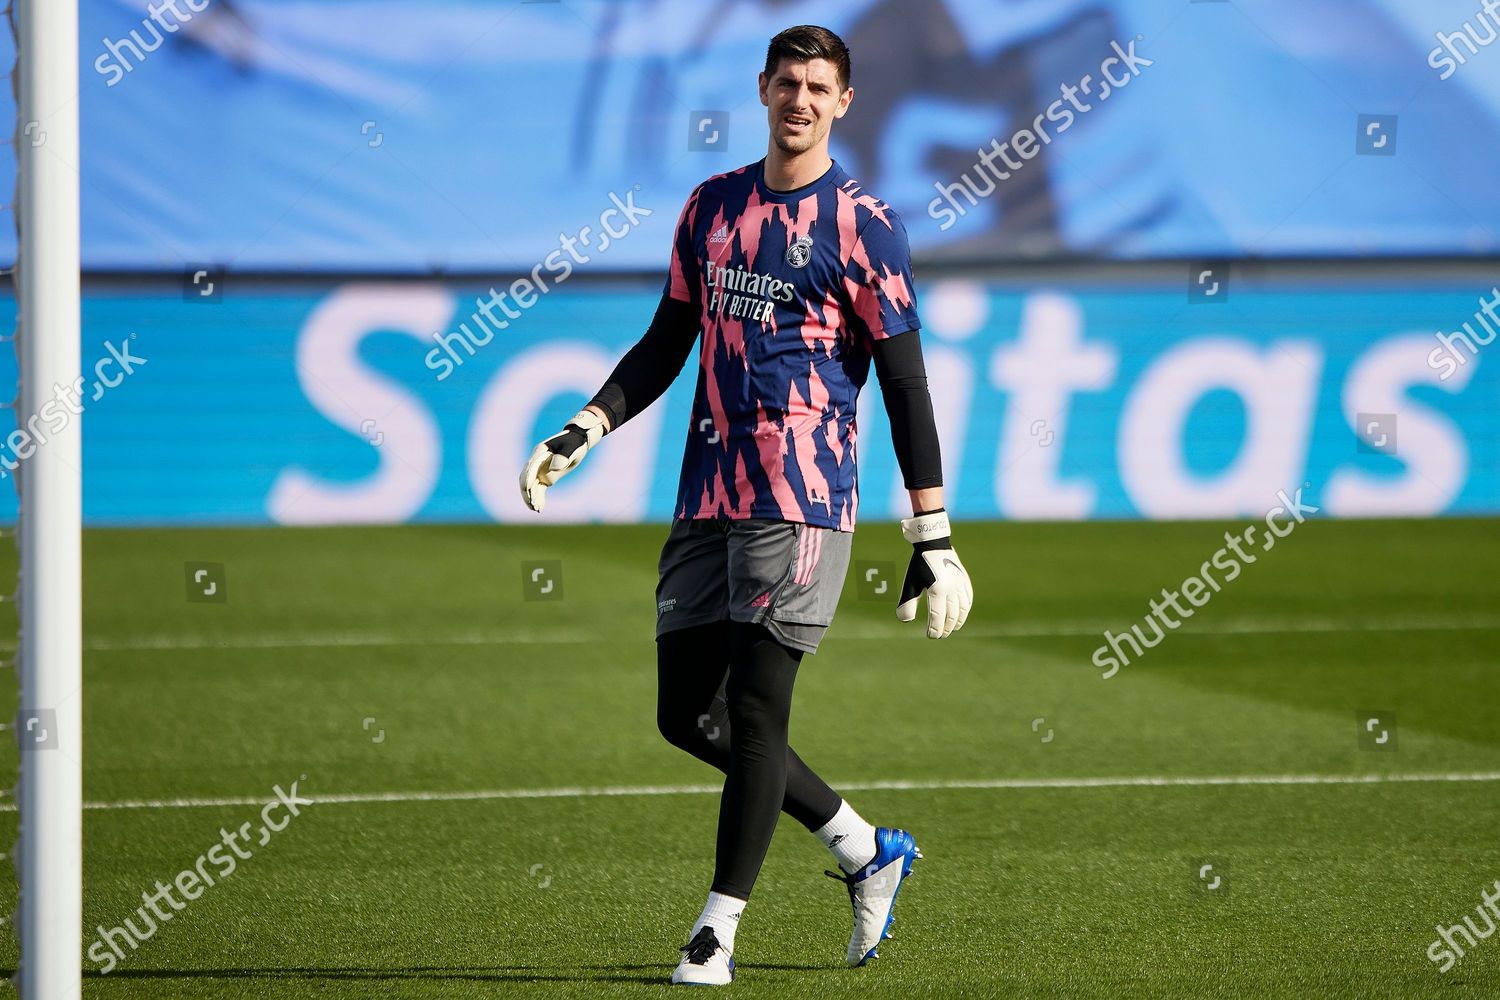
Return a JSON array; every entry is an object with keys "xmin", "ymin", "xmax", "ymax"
[{"xmin": 14, "ymin": 0, "xmax": 82, "ymax": 997}]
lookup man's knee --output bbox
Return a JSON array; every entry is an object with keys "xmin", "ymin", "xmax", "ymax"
[
  {"xmin": 656, "ymin": 623, "xmax": 729, "ymax": 753},
  {"xmin": 658, "ymin": 701, "xmax": 727, "ymax": 753},
  {"xmin": 725, "ymin": 674, "xmax": 794, "ymax": 753},
  {"xmin": 725, "ymin": 683, "xmax": 779, "ymax": 727},
  {"xmin": 657, "ymin": 705, "xmax": 695, "ymax": 750}
]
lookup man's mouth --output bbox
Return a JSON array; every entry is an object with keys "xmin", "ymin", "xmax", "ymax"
[{"xmin": 782, "ymin": 114, "xmax": 812, "ymax": 133}]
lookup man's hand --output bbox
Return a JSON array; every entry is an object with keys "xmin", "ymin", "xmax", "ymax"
[
  {"xmin": 896, "ymin": 509, "xmax": 973, "ymax": 638},
  {"xmin": 519, "ymin": 408, "xmax": 608, "ymax": 513}
]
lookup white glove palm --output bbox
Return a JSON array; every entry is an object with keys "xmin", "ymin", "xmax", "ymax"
[
  {"xmin": 896, "ymin": 510, "xmax": 973, "ymax": 639},
  {"xmin": 519, "ymin": 409, "xmax": 607, "ymax": 513}
]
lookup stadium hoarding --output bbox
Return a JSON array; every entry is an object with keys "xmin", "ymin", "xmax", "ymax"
[{"xmin": 6, "ymin": 270, "xmax": 1494, "ymax": 525}]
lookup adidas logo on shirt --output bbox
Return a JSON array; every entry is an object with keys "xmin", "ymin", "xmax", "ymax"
[{"xmin": 708, "ymin": 224, "xmax": 729, "ymax": 245}]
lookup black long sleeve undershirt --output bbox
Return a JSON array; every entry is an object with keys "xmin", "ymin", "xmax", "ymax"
[
  {"xmin": 587, "ymin": 293, "xmax": 699, "ymax": 431},
  {"xmin": 872, "ymin": 330, "xmax": 944, "ymax": 490},
  {"xmin": 589, "ymin": 294, "xmax": 942, "ymax": 491}
]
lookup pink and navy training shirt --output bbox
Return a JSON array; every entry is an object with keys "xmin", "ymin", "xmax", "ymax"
[{"xmin": 665, "ymin": 158, "xmax": 920, "ymax": 531}]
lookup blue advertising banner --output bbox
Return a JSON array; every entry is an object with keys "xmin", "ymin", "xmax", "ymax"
[{"xmin": 0, "ymin": 273, "xmax": 1493, "ymax": 525}]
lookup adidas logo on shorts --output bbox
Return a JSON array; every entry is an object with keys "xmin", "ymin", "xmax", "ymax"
[{"xmin": 750, "ymin": 591, "xmax": 771, "ymax": 608}]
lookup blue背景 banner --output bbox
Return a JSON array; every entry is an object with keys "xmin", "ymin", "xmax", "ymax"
[{"xmin": 0, "ymin": 272, "xmax": 1492, "ymax": 525}]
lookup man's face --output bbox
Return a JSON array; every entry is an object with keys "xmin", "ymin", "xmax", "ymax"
[{"xmin": 758, "ymin": 57, "xmax": 852, "ymax": 156}]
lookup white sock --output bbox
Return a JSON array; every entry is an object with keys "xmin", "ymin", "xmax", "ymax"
[
  {"xmin": 690, "ymin": 891, "xmax": 745, "ymax": 955},
  {"xmin": 814, "ymin": 800, "xmax": 878, "ymax": 875}
]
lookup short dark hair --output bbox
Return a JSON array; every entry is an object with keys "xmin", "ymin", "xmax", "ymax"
[{"xmin": 764, "ymin": 25, "xmax": 850, "ymax": 92}]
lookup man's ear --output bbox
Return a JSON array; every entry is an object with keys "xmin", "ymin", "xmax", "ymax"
[
  {"xmin": 834, "ymin": 86, "xmax": 854, "ymax": 119},
  {"xmin": 758, "ymin": 71, "xmax": 769, "ymax": 107}
]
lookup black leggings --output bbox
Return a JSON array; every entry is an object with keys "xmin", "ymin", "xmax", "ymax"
[{"xmin": 657, "ymin": 621, "xmax": 843, "ymax": 900}]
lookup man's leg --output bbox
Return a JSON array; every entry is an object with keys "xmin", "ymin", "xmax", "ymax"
[
  {"xmin": 671, "ymin": 623, "xmax": 803, "ymax": 981},
  {"xmin": 664, "ymin": 521, "xmax": 887, "ymax": 982},
  {"xmin": 733, "ymin": 522, "xmax": 918, "ymax": 969},
  {"xmin": 656, "ymin": 621, "xmax": 843, "ymax": 832},
  {"xmin": 710, "ymin": 620, "xmax": 803, "ymax": 900}
]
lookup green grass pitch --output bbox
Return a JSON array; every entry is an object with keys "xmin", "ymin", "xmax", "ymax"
[{"xmin": 3, "ymin": 517, "xmax": 1498, "ymax": 997}]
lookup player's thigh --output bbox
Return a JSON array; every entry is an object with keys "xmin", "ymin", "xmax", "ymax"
[{"xmin": 656, "ymin": 621, "xmax": 732, "ymax": 737}]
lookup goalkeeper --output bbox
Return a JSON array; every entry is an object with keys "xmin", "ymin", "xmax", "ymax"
[{"xmin": 520, "ymin": 24, "xmax": 972, "ymax": 987}]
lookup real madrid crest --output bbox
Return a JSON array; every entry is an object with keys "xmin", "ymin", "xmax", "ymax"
[{"xmin": 785, "ymin": 234, "xmax": 813, "ymax": 268}]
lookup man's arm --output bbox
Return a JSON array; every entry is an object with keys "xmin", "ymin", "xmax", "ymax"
[
  {"xmin": 519, "ymin": 292, "xmax": 698, "ymax": 512},
  {"xmin": 583, "ymin": 293, "xmax": 699, "ymax": 433},
  {"xmin": 870, "ymin": 330, "xmax": 972, "ymax": 638},
  {"xmin": 909, "ymin": 485, "xmax": 945, "ymax": 516},
  {"xmin": 522, "ymin": 181, "xmax": 704, "ymax": 513},
  {"xmin": 871, "ymin": 330, "xmax": 943, "ymax": 509}
]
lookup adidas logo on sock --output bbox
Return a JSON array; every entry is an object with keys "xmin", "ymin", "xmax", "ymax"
[{"xmin": 709, "ymin": 224, "xmax": 729, "ymax": 245}]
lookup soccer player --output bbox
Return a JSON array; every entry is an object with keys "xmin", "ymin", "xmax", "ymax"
[{"xmin": 519, "ymin": 24, "xmax": 972, "ymax": 987}]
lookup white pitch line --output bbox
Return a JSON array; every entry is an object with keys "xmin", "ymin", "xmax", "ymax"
[
  {"xmin": 64, "ymin": 615, "xmax": 1500, "ymax": 652},
  {"xmin": 24, "ymin": 770, "xmax": 1500, "ymax": 813}
]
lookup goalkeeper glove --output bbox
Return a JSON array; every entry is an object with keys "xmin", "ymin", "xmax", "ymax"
[
  {"xmin": 896, "ymin": 508, "xmax": 973, "ymax": 639},
  {"xmin": 519, "ymin": 408, "xmax": 608, "ymax": 513}
]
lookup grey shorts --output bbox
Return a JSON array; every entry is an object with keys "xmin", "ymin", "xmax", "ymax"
[{"xmin": 655, "ymin": 518, "xmax": 854, "ymax": 654}]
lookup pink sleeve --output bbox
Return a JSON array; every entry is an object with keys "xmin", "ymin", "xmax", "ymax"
[
  {"xmin": 663, "ymin": 187, "xmax": 702, "ymax": 304},
  {"xmin": 843, "ymin": 211, "xmax": 920, "ymax": 343}
]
